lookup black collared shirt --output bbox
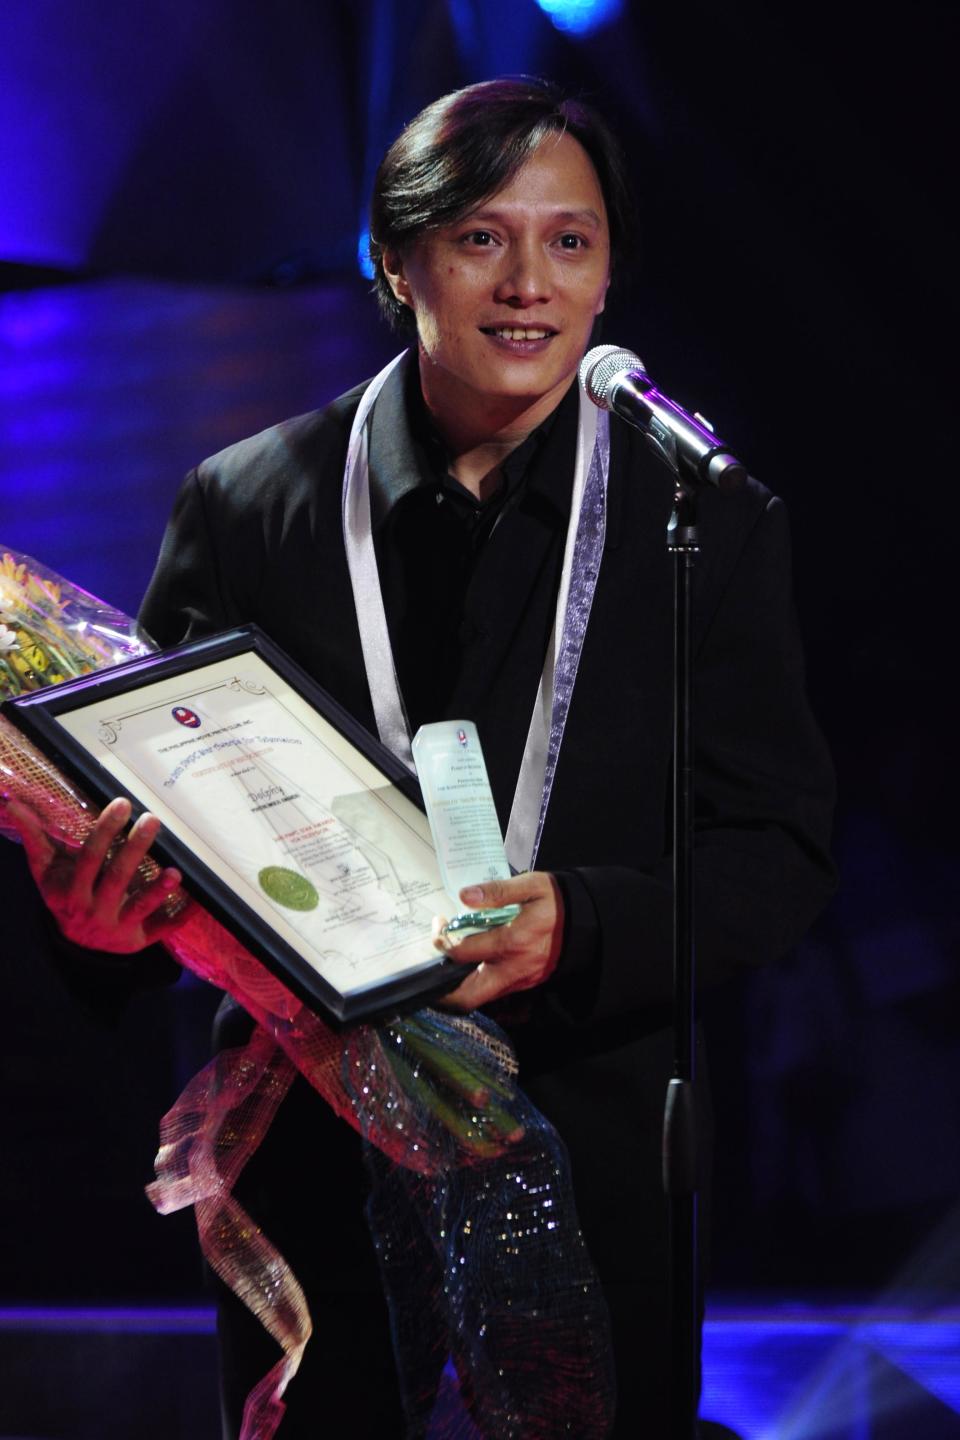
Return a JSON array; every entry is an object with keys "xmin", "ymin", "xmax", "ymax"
[{"xmin": 370, "ymin": 359, "xmax": 568, "ymax": 738}]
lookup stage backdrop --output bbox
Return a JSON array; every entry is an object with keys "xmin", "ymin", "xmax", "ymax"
[{"xmin": 1, "ymin": 0, "xmax": 956, "ymax": 1303}]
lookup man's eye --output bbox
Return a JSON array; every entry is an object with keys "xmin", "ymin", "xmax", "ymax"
[
  {"xmin": 463, "ymin": 230, "xmax": 495, "ymax": 246},
  {"xmin": 558, "ymin": 233, "xmax": 585, "ymax": 250}
]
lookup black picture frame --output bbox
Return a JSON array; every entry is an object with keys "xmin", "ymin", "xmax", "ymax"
[{"xmin": 3, "ymin": 626, "xmax": 465, "ymax": 1024}]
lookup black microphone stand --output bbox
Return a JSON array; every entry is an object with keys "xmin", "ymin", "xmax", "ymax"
[
  {"xmin": 663, "ymin": 478, "xmax": 700, "ymax": 1440},
  {"xmin": 578, "ymin": 342, "xmax": 747, "ymax": 1438}
]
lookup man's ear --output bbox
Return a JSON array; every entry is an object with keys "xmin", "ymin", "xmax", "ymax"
[
  {"xmin": 596, "ymin": 274, "xmax": 610, "ymax": 317},
  {"xmin": 381, "ymin": 248, "xmax": 411, "ymax": 308}
]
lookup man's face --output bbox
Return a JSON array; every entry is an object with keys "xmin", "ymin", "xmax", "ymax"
[{"xmin": 384, "ymin": 131, "xmax": 611, "ymax": 431}]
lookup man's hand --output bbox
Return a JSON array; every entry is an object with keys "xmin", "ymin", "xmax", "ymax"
[
  {"xmin": 4, "ymin": 795, "xmax": 184, "ymax": 952},
  {"xmin": 435, "ymin": 871, "xmax": 564, "ymax": 1011}
]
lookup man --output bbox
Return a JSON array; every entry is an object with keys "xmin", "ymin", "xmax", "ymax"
[{"xmin": 12, "ymin": 79, "xmax": 835, "ymax": 1435}]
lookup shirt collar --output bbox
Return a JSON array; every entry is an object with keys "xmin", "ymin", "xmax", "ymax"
[{"xmin": 366, "ymin": 349, "xmax": 572, "ymax": 529}]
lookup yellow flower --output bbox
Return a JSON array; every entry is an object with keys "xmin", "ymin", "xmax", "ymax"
[
  {"xmin": 14, "ymin": 631, "xmax": 48, "ymax": 668},
  {"xmin": 0, "ymin": 554, "xmax": 27, "ymax": 584}
]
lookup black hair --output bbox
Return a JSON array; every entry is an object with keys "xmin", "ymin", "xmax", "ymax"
[{"xmin": 369, "ymin": 76, "xmax": 636, "ymax": 332}]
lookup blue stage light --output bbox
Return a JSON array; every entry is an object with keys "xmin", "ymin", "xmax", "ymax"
[
  {"xmin": 534, "ymin": 0, "xmax": 623, "ymax": 36},
  {"xmin": 357, "ymin": 228, "xmax": 375, "ymax": 280}
]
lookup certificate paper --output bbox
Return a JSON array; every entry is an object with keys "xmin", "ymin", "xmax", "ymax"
[{"xmin": 5, "ymin": 629, "xmax": 460, "ymax": 1022}]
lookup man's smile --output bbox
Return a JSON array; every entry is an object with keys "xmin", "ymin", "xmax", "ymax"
[{"xmin": 479, "ymin": 325, "xmax": 558, "ymax": 340}]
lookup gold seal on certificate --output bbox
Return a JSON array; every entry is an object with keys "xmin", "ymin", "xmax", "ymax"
[{"xmin": 412, "ymin": 721, "xmax": 520, "ymax": 938}]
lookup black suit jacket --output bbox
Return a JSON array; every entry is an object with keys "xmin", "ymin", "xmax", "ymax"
[{"xmin": 140, "ymin": 361, "xmax": 835, "ymax": 1278}]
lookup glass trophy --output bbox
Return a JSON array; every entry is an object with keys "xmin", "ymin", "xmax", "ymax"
[{"xmin": 412, "ymin": 720, "xmax": 521, "ymax": 937}]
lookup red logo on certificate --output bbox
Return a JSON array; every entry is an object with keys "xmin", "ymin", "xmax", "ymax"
[
  {"xmin": 172, "ymin": 706, "xmax": 202, "ymax": 728},
  {"xmin": 457, "ymin": 728, "xmax": 468, "ymax": 747}
]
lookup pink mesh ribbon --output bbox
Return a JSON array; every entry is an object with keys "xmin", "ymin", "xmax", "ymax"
[
  {"xmin": 0, "ymin": 548, "xmax": 615, "ymax": 1438},
  {"xmin": 147, "ymin": 1029, "xmax": 306, "ymax": 1438}
]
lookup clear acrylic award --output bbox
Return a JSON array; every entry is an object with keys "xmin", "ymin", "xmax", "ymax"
[{"xmin": 411, "ymin": 720, "xmax": 521, "ymax": 938}]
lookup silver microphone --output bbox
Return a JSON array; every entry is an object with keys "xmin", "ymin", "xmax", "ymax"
[{"xmin": 579, "ymin": 344, "xmax": 747, "ymax": 492}]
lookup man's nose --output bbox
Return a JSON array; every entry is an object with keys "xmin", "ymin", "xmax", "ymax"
[{"xmin": 493, "ymin": 241, "xmax": 552, "ymax": 307}]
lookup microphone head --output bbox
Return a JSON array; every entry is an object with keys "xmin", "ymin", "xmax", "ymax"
[{"xmin": 579, "ymin": 344, "xmax": 646, "ymax": 409}]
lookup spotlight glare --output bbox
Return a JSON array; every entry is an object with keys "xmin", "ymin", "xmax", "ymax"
[
  {"xmin": 534, "ymin": 0, "xmax": 623, "ymax": 36},
  {"xmin": 357, "ymin": 228, "xmax": 375, "ymax": 280}
]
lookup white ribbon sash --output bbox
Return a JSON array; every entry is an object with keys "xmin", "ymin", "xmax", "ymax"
[{"xmin": 341, "ymin": 352, "xmax": 609, "ymax": 872}]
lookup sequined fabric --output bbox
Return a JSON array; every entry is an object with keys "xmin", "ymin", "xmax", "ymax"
[{"xmin": 530, "ymin": 409, "xmax": 609, "ymax": 868}]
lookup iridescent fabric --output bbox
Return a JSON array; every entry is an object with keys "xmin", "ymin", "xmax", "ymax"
[{"xmin": 529, "ymin": 402, "xmax": 609, "ymax": 868}]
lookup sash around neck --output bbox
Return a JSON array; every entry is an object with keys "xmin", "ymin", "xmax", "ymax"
[{"xmin": 341, "ymin": 350, "xmax": 610, "ymax": 872}]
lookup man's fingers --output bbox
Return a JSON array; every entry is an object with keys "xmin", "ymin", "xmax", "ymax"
[
  {"xmin": 459, "ymin": 878, "xmax": 509, "ymax": 909},
  {"xmin": 94, "ymin": 812, "xmax": 162, "ymax": 908},
  {"xmin": 121, "ymin": 866, "xmax": 183, "ymax": 927},
  {"xmin": 459, "ymin": 873, "xmax": 547, "ymax": 910},
  {"xmin": 2, "ymin": 797, "xmax": 57, "ymax": 877},
  {"xmin": 3, "ymin": 792, "xmax": 183, "ymax": 953},
  {"xmin": 437, "ymin": 921, "xmax": 520, "ymax": 966},
  {"xmin": 72, "ymin": 798, "xmax": 133, "ymax": 899}
]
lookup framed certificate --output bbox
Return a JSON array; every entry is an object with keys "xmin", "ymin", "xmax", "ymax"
[{"xmin": 3, "ymin": 627, "xmax": 465, "ymax": 1024}]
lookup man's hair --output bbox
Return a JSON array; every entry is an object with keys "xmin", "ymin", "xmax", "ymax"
[{"xmin": 369, "ymin": 77, "xmax": 636, "ymax": 332}]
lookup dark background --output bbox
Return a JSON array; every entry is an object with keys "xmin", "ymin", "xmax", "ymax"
[{"xmin": 1, "ymin": 0, "xmax": 956, "ymax": 1307}]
